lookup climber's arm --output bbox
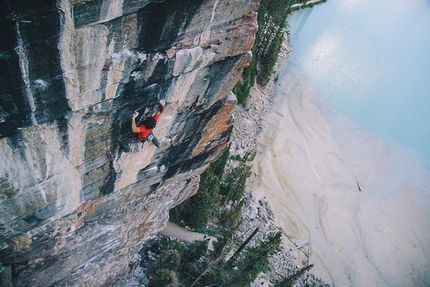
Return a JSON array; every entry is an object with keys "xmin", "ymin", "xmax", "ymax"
[
  {"xmin": 154, "ymin": 99, "xmax": 165, "ymax": 117},
  {"xmin": 131, "ymin": 112, "xmax": 140, "ymax": 133}
]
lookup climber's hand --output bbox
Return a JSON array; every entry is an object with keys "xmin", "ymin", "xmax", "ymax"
[
  {"xmin": 132, "ymin": 111, "xmax": 139, "ymax": 119},
  {"xmin": 159, "ymin": 99, "xmax": 166, "ymax": 107}
]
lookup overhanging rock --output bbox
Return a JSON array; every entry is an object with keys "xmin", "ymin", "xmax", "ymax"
[{"xmin": 0, "ymin": 0, "xmax": 258, "ymax": 285}]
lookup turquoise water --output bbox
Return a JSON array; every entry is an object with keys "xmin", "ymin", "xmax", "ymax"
[{"xmin": 286, "ymin": 0, "xmax": 430, "ymax": 164}]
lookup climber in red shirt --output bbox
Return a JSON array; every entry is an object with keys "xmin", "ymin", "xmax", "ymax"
[{"xmin": 119, "ymin": 99, "xmax": 165, "ymax": 153}]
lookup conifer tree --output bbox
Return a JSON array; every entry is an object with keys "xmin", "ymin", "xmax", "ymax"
[
  {"xmin": 274, "ymin": 264, "xmax": 314, "ymax": 287},
  {"xmin": 220, "ymin": 232, "xmax": 282, "ymax": 286}
]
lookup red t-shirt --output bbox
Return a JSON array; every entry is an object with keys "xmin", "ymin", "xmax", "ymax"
[{"xmin": 137, "ymin": 115, "xmax": 159, "ymax": 140}]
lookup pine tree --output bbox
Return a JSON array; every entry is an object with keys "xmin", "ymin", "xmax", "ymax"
[
  {"xmin": 148, "ymin": 269, "xmax": 179, "ymax": 287},
  {"xmin": 155, "ymin": 249, "xmax": 181, "ymax": 272},
  {"xmin": 274, "ymin": 264, "xmax": 314, "ymax": 287},
  {"xmin": 220, "ymin": 232, "xmax": 282, "ymax": 287},
  {"xmin": 169, "ymin": 162, "xmax": 221, "ymax": 228}
]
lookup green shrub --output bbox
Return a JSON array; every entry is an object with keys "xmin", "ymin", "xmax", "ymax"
[
  {"xmin": 246, "ymin": 150, "xmax": 257, "ymax": 162},
  {"xmin": 225, "ymin": 232, "xmax": 282, "ymax": 286},
  {"xmin": 274, "ymin": 264, "xmax": 315, "ymax": 287},
  {"xmin": 212, "ymin": 145, "xmax": 230, "ymax": 177},
  {"xmin": 221, "ymin": 164, "xmax": 251, "ymax": 204},
  {"xmin": 230, "ymin": 154, "xmax": 242, "ymax": 161},
  {"xmin": 155, "ymin": 249, "xmax": 181, "ymax": 272},
  {"xmin": 257, "ymin": 27, "xmax": 285, "ymax": 86},
  {"xmin": 148, "ymin": 269, "xmax": 179, "ymax": 287},
  {"xmin": 233, "ymin": 60, "xmax": 258, "ymax": 105},
  {"xmin": 181, "ymin": 239, "xmax": 208, "ymax": 263}
]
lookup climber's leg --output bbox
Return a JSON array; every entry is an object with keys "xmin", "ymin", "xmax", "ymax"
[
  {"xmin": 147, "ymin": 132, "xmax": 160, "ymax": 148},
  {"xmin": 119, "ymin": 135, "xmax": 140, "ymax": 153}
]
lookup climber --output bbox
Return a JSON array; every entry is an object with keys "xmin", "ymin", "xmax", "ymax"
[{"xmin": 119, "ymin": 99, "xmax": 165, "ymax": 153}]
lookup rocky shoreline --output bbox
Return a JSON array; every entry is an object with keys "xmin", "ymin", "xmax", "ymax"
[
  {"xmin": 228, "ymin": 44, "xmax": 289, "ymax": 159},
  {"xmin": 229, "ymin": 39, "xmax": 331, "ymax": 287}
]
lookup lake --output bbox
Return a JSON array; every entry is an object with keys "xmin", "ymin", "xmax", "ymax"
[{"xmin": 251, "ymin": 0, "xmax": 430, "ymax": 286}]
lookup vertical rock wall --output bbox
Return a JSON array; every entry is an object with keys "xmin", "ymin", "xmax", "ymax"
[{"xmin": 0, "ymin": 0, "xmax": 258, "ymax": 285}]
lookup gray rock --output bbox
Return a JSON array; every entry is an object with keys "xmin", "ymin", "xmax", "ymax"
[{"xmin": 0, "ymin": 0, "xmax": 258, "ymax": 286}]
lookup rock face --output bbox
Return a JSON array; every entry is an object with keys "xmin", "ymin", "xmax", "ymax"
[{"xmin": 0, "ymin": 0, "xmax": 258, "ymax": 285}]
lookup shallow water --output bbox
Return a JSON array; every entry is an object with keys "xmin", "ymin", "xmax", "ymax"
[
  {"xmin": 254, "ymin": 66, "xmax": 430, "ymax": 286},
  {"xmin": 251, "ymin": 1, "xmax": 430, "ymax": 286},
  {"xmin": 287, "ymin": 0, "xmax": 430, "ymax": 164}
]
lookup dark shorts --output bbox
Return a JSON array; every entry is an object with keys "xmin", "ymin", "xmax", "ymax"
[{"xmin": 119, "ymin": 132, "xmax": 160, "ymax": 153}]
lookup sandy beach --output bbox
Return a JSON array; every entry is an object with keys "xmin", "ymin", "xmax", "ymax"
[{"xmin": 246, "ymin": 66, "xmax": 430, "ymax": 286}]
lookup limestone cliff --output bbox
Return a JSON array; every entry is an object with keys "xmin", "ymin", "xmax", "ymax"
[{"xmin": 0, "ymin": 0, "xmax": 258, "ymax": 285}]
